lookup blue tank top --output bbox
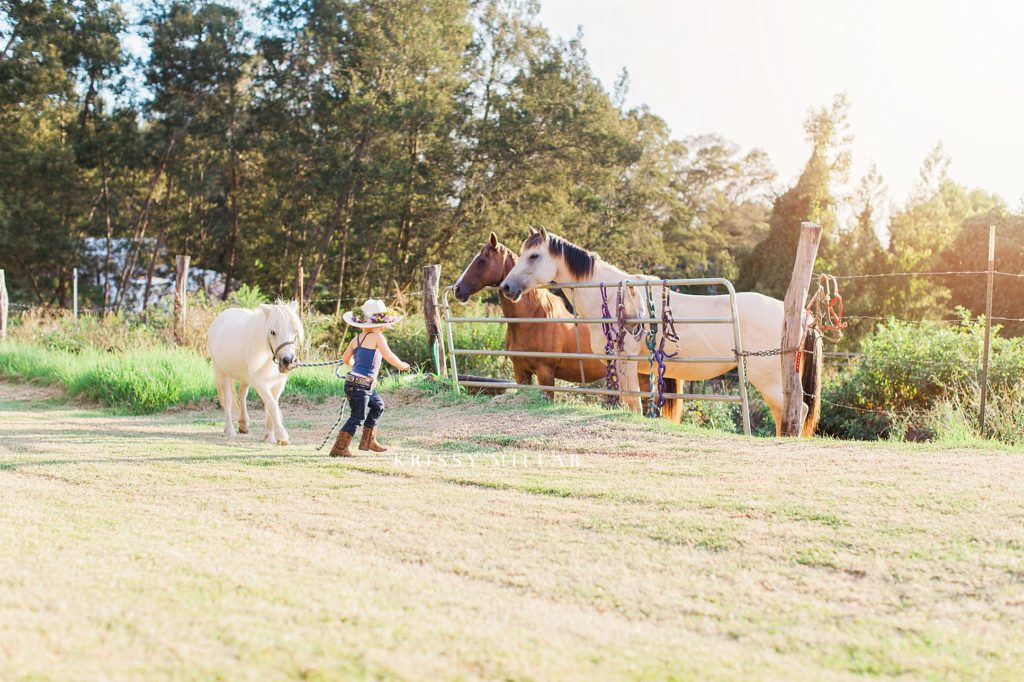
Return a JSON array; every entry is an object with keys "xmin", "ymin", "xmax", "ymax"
[{"xmin": 351, "ymin": 333, "xmax": 382, "ymax": 379}]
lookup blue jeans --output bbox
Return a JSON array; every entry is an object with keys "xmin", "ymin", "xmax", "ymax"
[{"xmin": 342, "ymin": 383, "xmax": 384, "ymax": 434}]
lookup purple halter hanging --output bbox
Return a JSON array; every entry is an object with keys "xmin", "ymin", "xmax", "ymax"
[
  {"xmin": 600, "ymin": 282, "xmax": 649, "ymax": 407},
  {"xmin": 648, "ymin": 285, "xmax": 679, "ymax": 416},
  {"xmin": 599, "ymin": 282, "xmax": 622, "ymax": 405}
]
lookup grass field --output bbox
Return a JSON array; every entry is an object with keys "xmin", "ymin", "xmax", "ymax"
[{"xmin": 2, "ymin": 380, "xmax": 1023, "ymax": 680}]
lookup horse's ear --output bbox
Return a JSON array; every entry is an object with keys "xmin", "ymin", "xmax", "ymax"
[
  {"xmin": 527, "ymin": 225, "xmax": 538, "ymax": 236},
  {"xmin": 259, "ymin": 303, "xmax": 274, "ymax": 315},
  {"xmin": 288, "ymin": 300, "xmax": 299, "ymax": 312},
  {"xmin": 538, "ymin": 225, "xmax": 548, "ymax": 241},
  {"xmin": 489, "ymin": 231, "xmax": 498, "ymax": 248}
]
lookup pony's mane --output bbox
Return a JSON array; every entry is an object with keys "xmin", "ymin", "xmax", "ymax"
[
  {"xmin": 524, "ymin": 232, "xmax": 596, "ymax": 279},
  {"xmin": 267, "ymin": 301, "xmax": 305, "ymax": 344}
]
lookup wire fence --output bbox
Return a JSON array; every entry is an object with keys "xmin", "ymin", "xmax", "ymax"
[{"xmin": 3, "ymin": 239, "xmax": 1022, "ymax": 433}]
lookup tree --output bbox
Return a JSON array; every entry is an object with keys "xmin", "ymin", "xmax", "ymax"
[
  {"xmin": 740, "ymin": 93, "xmax": 851, "ymax": 297},
  {"xmin": 0, "ymin": 0, "xmax": 128, "ymax": 305},
  {"xmin": 881, "ymin": 143, "xmax": 1003, "ymax": 321}
]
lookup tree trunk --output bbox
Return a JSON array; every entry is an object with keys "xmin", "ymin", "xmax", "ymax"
[
  {"xmin": 391, "ymin": 130, "xmax": 419, "ymax": 267},
  {"xmin": 114, "ymin": 128, "xmax": 182, "ymax": 312},
  {"xmin": 306, "ymin": 103, "xmax": 380, "ymax": 295},
  {"xmin": 222, "ymin": 83, "xmax": 241, "ymax": 301},
  {"xmin": 334, "ymin": 194, "xmax": 354, "ymax": 315},
  {"xmin": 143, "ymin": 172, "xmax": 174, "ymax": 310},
  {"xmin": 100, "ymin": 161, "xmax": 113, "ymax": 315},
  {"xmin": 222, "ymin": 147, "xmax": 240, "ymax": 301}
]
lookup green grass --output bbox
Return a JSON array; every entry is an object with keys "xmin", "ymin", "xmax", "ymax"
[
  {"xmin": 3, "ymin": 381, "xmax": 1024, "ymax": 680},
  {"xmin": 0, "ymin": 341, "xmax": 348, "ymax": 414}
]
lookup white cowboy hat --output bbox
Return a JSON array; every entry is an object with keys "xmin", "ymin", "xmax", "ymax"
[{"xmin": 343, "ymin": 298, "xmax": 403, "ymax": 328}]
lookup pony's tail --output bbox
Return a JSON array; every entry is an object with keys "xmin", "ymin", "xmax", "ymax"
[
  {"xmin": 800, "ymin": 327, "xmax": 823, "ymax": 437},
  {"xmin": 659, "ymin": 378, "xmax": 683, "ymax": 423}
]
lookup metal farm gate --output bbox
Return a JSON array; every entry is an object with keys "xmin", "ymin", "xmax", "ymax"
[{"xmin": 441, "ymin": 278, "xmax": 753, "ymax": 436}]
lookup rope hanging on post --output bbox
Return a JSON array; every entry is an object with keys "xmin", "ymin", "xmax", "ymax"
[{"xmin": 806, "ymin": 274, "xmax": 847, "ymax": 344}]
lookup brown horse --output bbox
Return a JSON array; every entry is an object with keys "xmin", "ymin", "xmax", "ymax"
[{"xmin": 453, "ymin": 233, "xmax": 681, "ymax": 422}]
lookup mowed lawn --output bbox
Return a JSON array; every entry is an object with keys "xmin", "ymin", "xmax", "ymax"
[{"xmin": 1, "ymin": 381, "xmax": 1023, "ymax": 681}]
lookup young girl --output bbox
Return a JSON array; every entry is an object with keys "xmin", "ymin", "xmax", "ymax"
[{"xmin": 330, "ymin": 299, "xmax": 411, "ymax": 457}]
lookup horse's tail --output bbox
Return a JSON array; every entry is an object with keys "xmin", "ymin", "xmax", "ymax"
[
  {"xmin": 800, "ymin": 327, "xmax": 823, "ymax": 437},
  {"xmin": 660, "ymin": 378, "xmax": 683, "ymax": 423}
]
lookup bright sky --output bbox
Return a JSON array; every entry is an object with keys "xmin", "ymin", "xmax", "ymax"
[{"xmin": 537, "ymin": 0, "xmax": 1024, "ymax": 210}]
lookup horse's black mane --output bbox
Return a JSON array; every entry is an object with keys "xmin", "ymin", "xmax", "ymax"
[{"xmin": 524, "ymin": 232, "xmax": 596, "ymax": 279}]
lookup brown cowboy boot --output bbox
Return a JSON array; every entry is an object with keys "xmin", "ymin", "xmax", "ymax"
[
  {"xmin": 359, "ymin": 427, "xmax": 388, "ymax": 452},
  {"xmin": 329, "ymin": 431, "xmax": 354, "ymax": 458}
]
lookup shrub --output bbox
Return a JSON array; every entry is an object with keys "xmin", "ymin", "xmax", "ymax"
[
  {"xmin": 820, "ymin": 314, "xmax": 1024, "ymax": 441},
  {"xmin": 231, "ymin": 284, "xmax": 269, "ymax": 308}
]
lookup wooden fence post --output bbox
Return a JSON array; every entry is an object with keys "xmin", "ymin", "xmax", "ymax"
[
  {"xmin": 979, "ymin": 225, "xmax": 996, "ymax": 434},
  {"xmin": 0, "ymin": 269, "xmax": 8, "ymax": 342},
  {"xmin": 72, "ymin": 267, "xmax": 79, "ymax": 320},
  {"xmin": 174, "ymin": 255, "xmax": 190, "ymax": 344},
  {"xmin": 421, "ymin": 264, "xmax": 447, "ymax": 377},
  {"xmin": 296, "ymin": 264, "xmax": 305, "ymax": 312},
  {"xmin": 780, "ymin": 222, "xmax": 822, "ymax": 437}
]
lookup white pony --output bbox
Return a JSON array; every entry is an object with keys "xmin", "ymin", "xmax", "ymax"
[
  {"xmin": 208, "ymin": 302, "xmax": 304, "ymax": 444},
  {"xmin": 499, "ymin": 227, "xmax": 822, "ymax": 436}
]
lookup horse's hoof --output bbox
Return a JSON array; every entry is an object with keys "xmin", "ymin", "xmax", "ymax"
[
  {"xmin": 238, "ymin": 425, "xmax": 249, "ymax": 434},
  {"xmin": 277, "ymin": 439, "xmax": 289, "ymax": 446}
]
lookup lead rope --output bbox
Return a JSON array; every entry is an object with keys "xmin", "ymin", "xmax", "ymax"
[
  {"xmin": 614, "ymin": 284, "xmax": 630, "ymax": 406},
  {"xmin": 599, "ymin": 283, "xmax": 621, "ymax": 405},
  {"xmin": 643, "ymin": 282, "xmax": 660, "ymax": 418},
  {"xmin": 314, "ymin": 403, "xmax": 348, "ymax": 452},
  {"xmin": 808, "ymin": 273, "xmax": 847, "ymax": 344},
  {"xmin": 655, "ymin": 285, "xmax": 679, "ymax": 412}
]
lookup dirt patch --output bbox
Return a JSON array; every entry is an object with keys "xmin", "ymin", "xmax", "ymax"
[{"xmin": 0, "ymin": 381, "xmax": 66, "ymax": 403}]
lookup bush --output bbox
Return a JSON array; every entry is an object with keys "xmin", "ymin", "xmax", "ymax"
[{"xmin": 820, "ymin": 314, "xmax": 1024, "ymax": 441}]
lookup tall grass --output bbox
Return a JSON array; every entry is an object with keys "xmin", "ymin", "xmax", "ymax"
[
  {"xmin": 0, "ymin": 341, "xmax": 349, "ymax": 414},
  {"xmin": 0, "ymin": 295, "xmax": 507, "ymax": 414},
  {"xmin": 0, "ymin": 342, "xmax": 215, "ymax": 413}
]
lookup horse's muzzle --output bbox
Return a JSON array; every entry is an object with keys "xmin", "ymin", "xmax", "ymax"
[
  {"xmin": 279, "ymin": 356, "xmax": 298, "ymax": 373},
  {"xmin": 500, "ymin": 282, "xmax": 522, "ymax": 301}
]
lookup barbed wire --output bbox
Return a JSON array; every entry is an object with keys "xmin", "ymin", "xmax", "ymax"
[
  {"xmin": 815, "ymin": 270, "xmax": 988, "ymax": 280},
  {"xmin": 842, "ymin": 315, "xmax": 969, "ymax": 323},
  {"xmin": 813, "ymin": 269, "xmax": 1023, "ymax": 282},
  {"xmin": 818, "ymin": 398, "xmax": 899, "ymax": 416}
]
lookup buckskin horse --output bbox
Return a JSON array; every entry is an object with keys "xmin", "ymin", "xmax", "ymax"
[
  {"xmin": 499, "ymin": 227, "xmax": 822, "ymax": 436},
  {"xmin": 453, "ymin": 232, "xmax": 681, "ymax": 422}
]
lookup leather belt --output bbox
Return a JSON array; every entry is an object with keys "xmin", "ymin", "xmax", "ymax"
[{"xmin": 345, "ymin": 374, "xmax": 375, "ymax": 389}]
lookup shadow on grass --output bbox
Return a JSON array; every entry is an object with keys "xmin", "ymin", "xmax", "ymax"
[{"xmin": 1, "ymin": 451, "xmax": 335, "ymax": 469}]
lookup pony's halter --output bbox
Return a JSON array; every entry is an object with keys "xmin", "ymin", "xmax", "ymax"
[{"xmin": 268, "ymin": 335, "xmax": 298, "ymax": 369}]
